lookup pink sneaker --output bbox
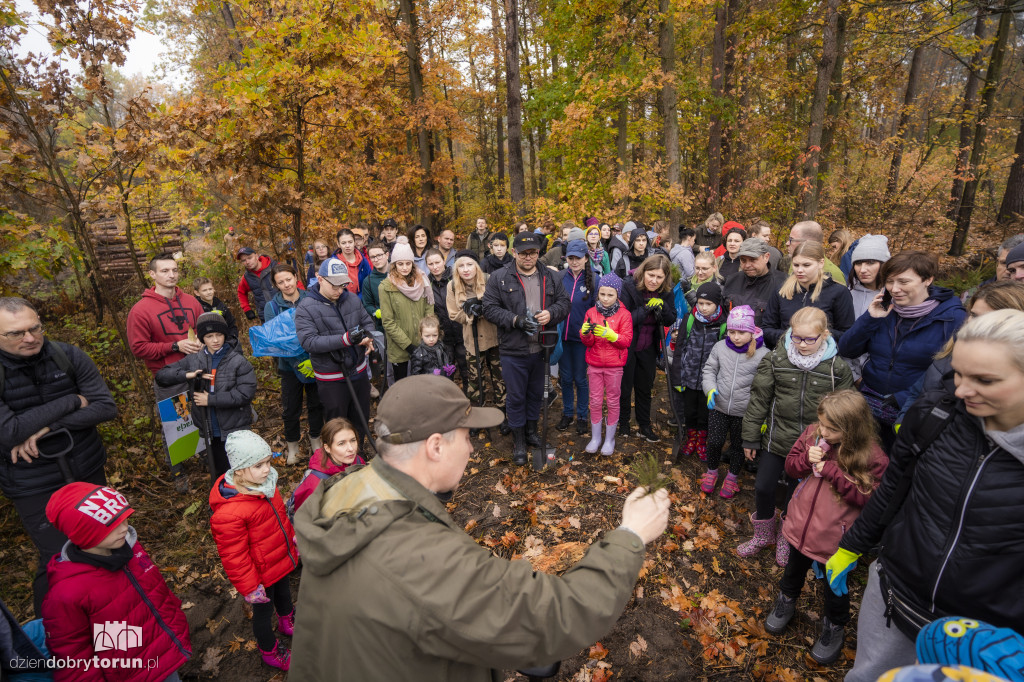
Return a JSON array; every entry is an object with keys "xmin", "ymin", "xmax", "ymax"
[
  {"xmin": 277, "ymin": 610, "xmax": 295, "ymax": 636},
  {"xmin": 719, "ymin": 473, "xmax": 740, "ymax": 499},
  {"xmin": 260, "ymin": 641, "xmax": 291, "ymax": 671},
  {"xmin": 699, "ymin": 470, "xmax": 719, "ymax": 494}
]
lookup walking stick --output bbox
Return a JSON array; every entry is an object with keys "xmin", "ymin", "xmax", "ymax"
[
  {"xmin": 330, "ymin": 329, "xmax": 380, "ymax": 456},
  {"xmin": 665, "ymin": 330, "xmax": 685, "ymax": 462}
]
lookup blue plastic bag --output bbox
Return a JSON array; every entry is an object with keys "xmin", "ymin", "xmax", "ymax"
[{"xmin": 249, "ymin": 308, "xmax": 305, "ymax": 358}]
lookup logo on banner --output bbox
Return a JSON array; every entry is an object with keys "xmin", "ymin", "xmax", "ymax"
[{"xmin": 93, "ymin": 622, "xmax": 142, "ymax": 652}]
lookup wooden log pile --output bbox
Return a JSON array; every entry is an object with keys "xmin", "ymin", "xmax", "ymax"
[{"xmin": 91, "ymin": 210, "xmax": 182, "ymax": 279}]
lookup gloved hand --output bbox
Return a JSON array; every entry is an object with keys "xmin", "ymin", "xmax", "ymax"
[
  {"xmin": 462, "ymin": 298, "xmax": 483, "ymax": 317},
  {"xmin": 244, "ymin": 585, "xmax": 270, "ymax": 604},
  {"xmin": 825, "ymin": 547, "xmax": 861, "ymax": 596},
  {"xmin": 894, "ymin": 423, "xmax": 901, "ymax": 435},
  {"xmin": 245, "ymin": 310, "xmax": 257, "ymax": 321},
  {"xmin": 706, "ymin": 389, "xmax": 718, "ymax": 410},
  {"xmin": 374, "ymin": 309, "xmax": 382, "ymax": 319},
  {"xmin": 514, "ymin": 315, "xmax": 540, "ymax": 335},
  {"xmin": 646, "ymin": 297, "xmax": 664, "ymax": 310},
  {"xmin": 297, "ymin": 359, "xmax": 314, "ymax": 378},
  {"xmin": 674, "ymin": 385, "xmax": 681, "ymax": 392},
  {"xmin": 580, "ymin": 321, "xmax": 595, "ymax": 335},
  {"xmin": 594, "ymin": 325, "xmax": 619, "ymax": 342},
  {"xmin": 406, "ymin": 344, "xmax": 417, "ymax": 355},
  {"xmin": 760, "ymin": 422, "xmax": 768, "ymax": 434},
  {"xmin": 812, "ymin": 561, "xmax": 824, "ymax": 580},
  {"xmin": 443, "ymin": 364, "xmax": 457, "ymax": 376},
  {"xmin": 432, "ymin": 368, "xmax": 442, "ymax": 376},
  {"xmin": 347, "ymin": 326, "xmax": 367, "ymax": 345}
]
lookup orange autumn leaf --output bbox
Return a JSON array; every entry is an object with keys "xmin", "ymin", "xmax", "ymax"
[{"xmin": 588, "ymin": 642, "xmax": 609, "ymax": 660}]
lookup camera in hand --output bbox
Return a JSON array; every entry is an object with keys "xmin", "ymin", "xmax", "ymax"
[
  {"xmin": 463, "ymin": 297, "xmax": 483, "ymax": 317},
  {"xmin": 348, "ymin": 326, "xmax": 367, "ymax": 345}
]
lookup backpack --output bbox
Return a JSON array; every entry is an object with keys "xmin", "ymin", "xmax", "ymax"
[
  {"xmin": 682, "ymin": 313, "xmax": 727, "ymax": 342},
  {"xmin": 876, "ymin": 393, "xmax": 958, "ymax": 526},
  {"xmin": 0, "ymin": 341, "xmax": 75, "ymax": 396}
]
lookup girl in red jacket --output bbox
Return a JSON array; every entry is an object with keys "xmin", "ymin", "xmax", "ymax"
[
  {"xmin": 580, "ymin": 272, "xmax": 633, "ymax": 455},
  {"xmin": 765, "ymin": 390, "xmax": 888, "ymax": 665},
  {"xmin": 42, "ymin": 483, "xmax": 191, "ymax": 682},
  {"xmin": 288, "ymin": 417, "xmax": 365, "ymax": 518},
  {"xmin": 210, "ymin": 430, "xmax": 298, "ymax": 672}
]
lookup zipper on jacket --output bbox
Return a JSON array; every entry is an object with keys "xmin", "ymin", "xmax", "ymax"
[
  {"xmin": 268, "ymin": 498, "xmax": 298, "ymax": 568},
  {"xmin": 929, "ymin": 445, "xmax": 999, "ymax": 611},
  {"xmin": 123, "ymin": 565, "xmax": 191, "ymax": 658}
]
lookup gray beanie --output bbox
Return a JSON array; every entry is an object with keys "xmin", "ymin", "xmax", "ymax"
[
  {"xmin": 850, "ymin": 234, "xmax": 891, "ymax": 264},
  {"xmin": 225, "ymin": 430, "xmax": 272, "ymax": 472},
  {"xmin": 1006, "ymin": 242, "xmax": 1024, "ymax": 267},
  {"xmin": 566, "ymin": 227, "xmax": 586, "ymax": 242},
  {"xmin": 622, "ymin": 221, "xmax": 637, "ymax": 236}
]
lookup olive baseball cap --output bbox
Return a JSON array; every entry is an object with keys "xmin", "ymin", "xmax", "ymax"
[{"xmin": 377, "ymin": 375, "xmax": 504, "ymax": 444}]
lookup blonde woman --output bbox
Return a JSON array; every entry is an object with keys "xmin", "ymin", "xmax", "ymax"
[
  {"xmin": 684, "ymin": 250, "xmax": 723, "ymax": 309},
  {"xmin": 447, "ymin": 255, "xmax": 507, "ymax": 429},
  {"xmin": 762, "ymin": 241, "xmax": 854, "ymax": 348}
]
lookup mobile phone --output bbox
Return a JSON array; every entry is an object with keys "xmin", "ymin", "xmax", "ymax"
[{"xmin": 881, "ymin": 289, "xmax": 893, "ymax": 308}]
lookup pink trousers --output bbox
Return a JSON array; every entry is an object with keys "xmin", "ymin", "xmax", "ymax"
[{"xmin": 588, "ymin": 366, "xmax": 623, "ymax": 425}]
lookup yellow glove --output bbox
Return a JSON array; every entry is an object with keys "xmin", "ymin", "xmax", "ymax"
[
  {"xmin": 894, "ymin": 423, "xmax": 901, "ymax": 435},
  {"xmin": 825, "ymin": 548, "xmax": 861, "ymax": 596},
  {"xmin": 595, "ymin": 325, "xmax": 619, "ymax": 343},
  {"xmin": 760, "ymin": 422, "xmax": 768, "ymax": 434},
  {"xmin": 646, "ymin": 297, "xmax": 664, "ymax": 309},
  {"xmin": 580, "ymin": 321, "xmax": 595, "ymax": 335},
  {"xmin": 374, "ymin": 309, "xmax": 382, "ymax": 319},
  {"xmin": 297, "ymin": 359, "xmax": 314, "ymax": 378}
]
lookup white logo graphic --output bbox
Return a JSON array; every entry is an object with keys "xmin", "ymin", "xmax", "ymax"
[{"xmin": 93, "ymin": 621, "xmax": 142, "ymax": 652}]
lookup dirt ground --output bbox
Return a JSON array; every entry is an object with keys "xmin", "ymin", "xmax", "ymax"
[{"xmin": 1, "ymin": 367, "xmax": 864, "ymax": 682}]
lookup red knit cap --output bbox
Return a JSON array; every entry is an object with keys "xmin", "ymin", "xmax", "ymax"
[{"xmin": 45, "ymin": 483, "xmax": 135, "ymax": 549}]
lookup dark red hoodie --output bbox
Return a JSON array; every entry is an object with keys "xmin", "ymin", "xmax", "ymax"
[{"xmin": 126, "ymin": 287, "xmax": 205, "ymax": 374}]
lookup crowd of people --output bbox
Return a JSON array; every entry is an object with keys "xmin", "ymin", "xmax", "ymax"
[{"xmin": 2, "ymin": 214, "xmax": 1024, "ymax": 681}]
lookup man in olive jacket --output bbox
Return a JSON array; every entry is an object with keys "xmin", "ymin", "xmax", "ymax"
[{"xmin": 291, "ymin": 375, "xmax": 670, "ymax": 681}]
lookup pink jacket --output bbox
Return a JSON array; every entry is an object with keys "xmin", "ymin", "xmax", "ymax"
[
  {"xmin": 290, "ymin": 448, "xmax": 365, "ymax": 516},
  {"xmin": 580, "ymin": 306, "xmax": 633, "ymax": 368},
  {"xmin": 781, "ymin": 424, "xmax": 889, "ymax": 562}
]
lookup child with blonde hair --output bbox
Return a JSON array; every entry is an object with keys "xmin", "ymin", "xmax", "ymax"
[
  {"xmin": 409, "ymin": 315, "xmax": 455, "ymax": 378},
  {"xmin": 738, "ymin": 307, "xmax": 854, "ymax": 565}
]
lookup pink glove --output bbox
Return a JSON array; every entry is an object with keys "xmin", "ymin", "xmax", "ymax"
[
  {"xmin": 245, "ymin": 585, "xmax": 270, "ymax": 604},
  {"xmin": 432, "ymin": 368, "xmax": 442, "ymax": 376},
  {"xmin": 443, "ymin": 364, "xmax": 457, "ymax": 376}
]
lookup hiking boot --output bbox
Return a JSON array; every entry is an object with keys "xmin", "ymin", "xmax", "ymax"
[
  {"xmin": 512, "ymin": 427, "xmax": 528, "ymax": 466},
  {"xmin": 600, "ymin": 421, "xmax": 618, "ymax": 456},
  {"xmin": 638, "ymin": 425, "xmax": 660, "ymax": 443},
  {"xmin": 556, "ymin": 415, "xmax": 574, "ymax": 431},
  {"xmin": 524, "ymin": 420, "xmax": 542, "ymax": 447},
  {"xmin": 576, "ymin": 418, "xmax": 588, "ymax": 435},
  {"xmin": 276, "ymin": 610, "xmax": 295, "ymax": 636},
  {"xmin": 499, "ymin": 416, "xmax": 511, "ymax": 436},
  {"xmin": 699, "ymin": 469, "xmax": 719, "ymax": 494},
  {"xmin": 585, "ymin": 422, "xmax": 603, "ymax": 454},
  {"xmin": 810, "ymin": 617, "xmax": 846, "ymax": 665},
  {"xmin": 695, "ymin": 430, "xmax": 709, "ymax": 461},
  {"xmin": 259, "ymin": 641, "xmax": 291, "ymax": 671},
  {"xmin": 719, "ymin": 472, "xmax": 740, "ymax": 499},
  {"xmin": 309, "ymin": 435, "xmax": 322, "ymax": 452},
  {"xmin": 286, "ymin": 441, "xmax": 300, "ymax": 466},
  {"xmin": 764, "ymin": 593, "xmax": 796, "ymax": 635},
  {"xmin": 736, "ymin": 512, "xmax": 777, "ymax": 557}
]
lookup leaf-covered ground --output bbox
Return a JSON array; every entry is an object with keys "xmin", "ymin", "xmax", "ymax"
[{"xmin": 0, "ymin": 366, "xmax": 868, "ymax": 681}]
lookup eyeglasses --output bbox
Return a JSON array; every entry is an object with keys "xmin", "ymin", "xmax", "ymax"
[
  {"xmin": 786, "ymin": 237, "xmax": 805, "ymax": 245},
  {"xmin": 792, "ymin": 334, "xmax": 821, "ymax": 346},
  {"xmin": 370, "ymin": 253, "xmax": 388, "ymax": 260},
  {"xmin": 0, "ymin": 324, "xmax": 43, "ymax": 341}
]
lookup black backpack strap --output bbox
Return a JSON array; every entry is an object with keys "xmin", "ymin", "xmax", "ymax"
[{"xmin": 877, "ymin": 394, "xmax": 958, "ymax": 526}]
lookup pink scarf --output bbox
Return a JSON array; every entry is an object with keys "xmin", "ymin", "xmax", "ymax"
[{"xmin": 391, "ymin": 273, "xmax": 434, "ymax": 305}]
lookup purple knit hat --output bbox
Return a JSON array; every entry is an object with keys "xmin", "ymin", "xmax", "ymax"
[
  {"xmin": 597, "ymin": 272, "xmax": 623, "ymax": 297},
  {"xmin": 727, "ymin": 305, "xmax": 761, "ymax": 337}
]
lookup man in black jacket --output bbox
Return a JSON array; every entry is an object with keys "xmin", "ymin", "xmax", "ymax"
[
  {"xmin": 722, "ymin": 239, "xmax": 787, "ymax": 326},
  {"xmin": 482, "ymin": 233, "xmax": 570, "ymax": 465},
  {"xmin": 0, "ymin": 297, "xmax": 116, "ymax": 616}
]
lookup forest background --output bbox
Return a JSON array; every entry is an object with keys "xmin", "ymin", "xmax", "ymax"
[{"xmin": 1, "ymin": 0, "xmax": 1024, "ymax": 679}]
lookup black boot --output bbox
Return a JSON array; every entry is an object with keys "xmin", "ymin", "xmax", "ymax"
[
  {"xmin": 525, "ymin": 420, "xmax": 542, "ymax": 447},
  {"xmin": 512, "ymin": 427, "xmax": 528, "ymax": 466},
  {"xmin": 575, "ymin": 417, "xmax": 588, "ymax": 435},
  {"xmin": 555, "ymin": 415, "xmax": 573, "ymax": 431},
  {"xmin": 499, "ymin": 408, "xmax": 511, "ymax": 435}
]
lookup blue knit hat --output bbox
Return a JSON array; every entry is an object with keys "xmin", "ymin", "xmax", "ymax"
[{"xmin": 597, "ymin": 272, "xmax": 623, "ymax": 297}]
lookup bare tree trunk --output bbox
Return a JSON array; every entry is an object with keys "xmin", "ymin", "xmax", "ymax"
[
  {"xmin": 799, "ymin": 0, "xmax": 841, "ymax": 219},
  {"xmin": 950, "ymin": 5, "xmax": 1010, "ymax": 256},
  {"xmin": 504, "ymin": 0, "xmax": 526, "ymax": 216},
  {"xmin": 292, "ymin": 102, "xmax": 304, "ymax": 254},
  {"xmin": 219, "ymin": 2, "xmax": 244, "ymax": 66},
  {"xmin": 616, "ymin": 53, "xmax": 629, "ymax": 175},
  {"xmin": 659, "ymin": 0, "xmax": 681, "ymax": 224},
  {"xmin": 948, "ymin": 10, "xmax": 990, "ymax": 221},
  {"xmin": 491, "ymin": 0, "xmax": 505, "ymax": 197},
  {"xmin": 399, "ymin": 0, "xmax": 435, "ymax": 230},
  {"xmin": 817, "ymin": 10, "xmax": 847, "ymax": 193},
  {"xmin": 997, "ymin": 113, "xmax": 1024, "ymax": 229},
  {"xmin": 884, "ymin": 44, "xmax": 925, "ymax": 203},
  {"xmin": 707, "ymin": 1, "xmax": 726, "ymax": 208}
]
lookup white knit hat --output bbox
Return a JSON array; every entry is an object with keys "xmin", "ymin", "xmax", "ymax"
[
  {"xmin": 850, "ymin": 234, "xmax": 891, "ymax": 264},
  {"xmin": 390, "ymin": 242, "xmax": 415, "ymax": 263},
  {"xmin": 225, "ymin": 430, "xmax": 272, "ymax": 472}
]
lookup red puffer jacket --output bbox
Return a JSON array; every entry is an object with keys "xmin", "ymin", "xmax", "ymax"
[
  {"xmin": 42, "ymin": 534, "xmax": 191, "ymax": 682},
  {"xmin": 580, "ymin": 306, "xmax": 633, "ymax": 368},
  {"xmin": 210, "ymin": 475, "xmax": 298, "ymax": 595},
  {"xmin": 781, "ymin": 424, "xmax": 889, "ymax": 562}
]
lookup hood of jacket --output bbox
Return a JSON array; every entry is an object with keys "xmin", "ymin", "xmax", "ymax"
[
  {"xmin": 294, "ymin": 457, "xmax": 455, "ymax": 577},
  {"xmin": 920, "ymin": 285, "xmax": 963, "ymax": 320}
]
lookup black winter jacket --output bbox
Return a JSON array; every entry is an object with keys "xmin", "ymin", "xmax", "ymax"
[
  {"xmin": 481, "ymin": 252, "xmax": 512, "ymax": 274},
  {"xmin": 409, "ymin": 343, "xmax": 451, "ymax": 377},
  {"xmin": 294, "ymin": 286, "xmax": 377, "ymax": 381},
  {"xmin": 198, "ymin": 296, "xmax": 239, "ymax": 347},
  {"xmin": 761, "ymin": 277, "xmax": 855, "ymax": 348},
  {"xmin": 670, "ymin": 311, "xmax": 725, "ymax": 390},
  {"xmin": 481, "ymin": 264, "xmax": 570, "ymax": 356},
  {"xmin": 428, "ymin": 268, "xmax": 463, "ymax": 344},
  {"xmin": 840, "ymin": 390, "xmax": 1024, "ymax": 635},
  {"xmin": 620, "ymin": 278, "xmax": 677, "ymax": 352},
  {"xmin": 722, "ymin": 269, "xmax": 786, "ymax": 326},
  {"xmin": 0, "ymin": 342, "xmax": 116, "ymax": 498},
  {"xmin": 154, "ymin": 346, "xmax": 257, "ymax": 438}
]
